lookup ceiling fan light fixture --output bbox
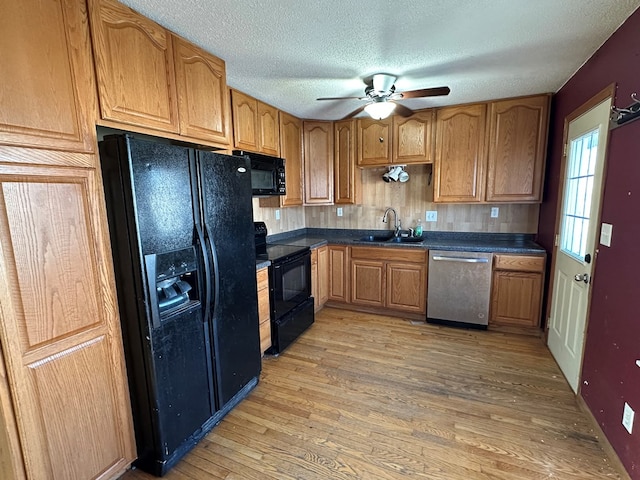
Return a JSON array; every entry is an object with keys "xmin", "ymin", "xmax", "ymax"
[{"xmin": 364, "ymin": 101, "xmax": 396, "ymax": 120}]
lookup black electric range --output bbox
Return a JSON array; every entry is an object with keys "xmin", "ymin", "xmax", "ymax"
[{"xmin": 254, "ymin": 222, "xmax": 314, "ymax": 355}]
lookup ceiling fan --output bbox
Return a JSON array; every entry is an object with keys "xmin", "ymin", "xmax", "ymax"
[{"xmin": 317, "ymin": 73, "xmax": 450, "ymax": 120}]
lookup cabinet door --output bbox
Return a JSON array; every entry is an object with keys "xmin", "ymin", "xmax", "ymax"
[
  {"xmin": 334, "ymin": 120, "xmax": 361, "ymax": 205},
  {"xmin": 486, "ymin": 95, "xmax": 550, "ymax": 203},
  {"xmin": 357, "ymin": 118, "xmax": 392, "ymax": 166},
  {"xmin": 434, "ymin": 104, "xmax": 487, "ymax": 203},
  {"xmin": 258, "ymin": 102, "xmax": 280, "ymax": 156},
  {"xmin": 256, "ymin": 268, "xmax": 271, "ymax": 354},
  {"xmin": 0, "ymin": 157, "xmax": 135, "ymax": 479},
  {"xmin": 393, "ymin": 110, "xmax": 435, "ymax": 164},
  {"xmin": 328, "ymin": 245, "xmax": 349, "ymax": 303},
  {"xmin": 304, "ymin": 121, "xmax": 334, "ymax": 205},
  {"xmin": 279, "ymin": 112, "xmax": 304, "ymax": 206},
  {"xmin": 88, "ymin": 0, "xmax": 179, "ymax": 133},
  {"xmin": 0, "ymin": 0, "xmax": 97, "ymax": 152},
  {"xmin": 173, "ymin": 35, "xmax": 231, "ymax": 145},
  {"xmin": 231, "ymin": 90, "xmax": 258, "ymax": 151},
  {"xmin": 386, "ymin": 263, "xmax": 427, "ymax": 313},
  {"xmin": 491, "ymin": 271, "xmax": 542, "ymax": 327},
  {"xmin": 317, "ymin": 246, "xmax": 329, "ymax": 307},
  {"xmin": 351, "ymin": 259, "xmax": 385, "ymax": 307}
]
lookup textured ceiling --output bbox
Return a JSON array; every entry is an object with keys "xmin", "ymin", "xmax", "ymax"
[{"xmin": 120, "ymin": 0, "xmax": 640, "ymax": 120}]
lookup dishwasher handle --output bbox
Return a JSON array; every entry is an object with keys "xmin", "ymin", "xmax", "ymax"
[{"xmin": 431, "ymin": 255, "xmax": 490, "ymax": 263}]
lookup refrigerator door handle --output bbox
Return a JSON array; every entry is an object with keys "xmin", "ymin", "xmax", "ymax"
[
  {"xmin": 203, "ymin": 224, "xmax": 220, "ymax": 322},
  {"xmin": 195, "ymin": 224, "xmax": 212, "ymax": 323}
]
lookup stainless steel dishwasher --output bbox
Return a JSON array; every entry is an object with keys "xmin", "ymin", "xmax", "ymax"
[{"xmin": 427, "ymin": 250, "xmax": 493, "ymax": 328}]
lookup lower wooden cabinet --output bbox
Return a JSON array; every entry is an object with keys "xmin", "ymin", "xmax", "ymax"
[
  {"xmin": 349, "ymin": 246, "xmax": 427, "ymax": 315},
  {"xmin": 490, "ymin": 254, "xmax": 545, "ymax": 329},
  {"xmin": 256, "ymin": 267, "xmax": 271, "ymax": 354},
  {"xmin": 311, "ymin": 246, "xmax": 329, "ymax": 312},
  {"xmin": 328, "ymin": 245, "xmax": 350, "ymax": 303}
]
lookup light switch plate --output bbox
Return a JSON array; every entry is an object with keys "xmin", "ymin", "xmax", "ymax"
[
  {"xmin": 491, "ymin": 207, "xmax": 499, "ymax": 218},
  {"xmin": 426, "ymin": 211, "xmax": 437, "ymax": 222},
  {"xmin": 622, "ymin": 402, "xmax": 634, "ymax": 434},
  {"xmin": 600, "ymin": 223, "xmax": 613, "ymax": 247},
  {"xmin": 337, "ymin": 207, "xmax": 343, "ymax": 217},
  {"xmin": 275, "ymin": 209, "xmax": 280, "ymax": 221}
]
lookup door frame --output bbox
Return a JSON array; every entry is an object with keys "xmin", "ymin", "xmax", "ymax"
[{"xmin": 544, "ymin": 83, "xmax": 616, "ymax": 393}]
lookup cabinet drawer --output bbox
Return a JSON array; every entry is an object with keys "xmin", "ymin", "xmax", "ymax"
[
  {"xmin": 256, "ymin": 267, "xmax": 269, "ymax": 290},
  {"xmin": 494, "ymin": 254, "xmax": 544, "ymax": 272},
  {"xmin": 351, "ymin": 246, "xmax": 426, "ymax": 264}
]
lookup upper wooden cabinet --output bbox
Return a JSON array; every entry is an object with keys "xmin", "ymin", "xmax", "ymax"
[
  {"xmin": 334, "ymin": 120, "xmax": 361, "ymax": 205},
  {"xmin": 88, "ymin": 0, "xmax": 180, "ymax": 133},
  {"xmin": 486, "ymin": 95, "xmax": 550, "ymax": 203},
  {"xmin": 0, "ymin": 151, "xmax": 136, "ymax": 479},
  {"xmin": 303, "ymin": 121, "xmax": 334, "ymax": 205},
  {"xmin": 0, "ymin": 0, "xmax": 97, "ymax": 153},
  {"xmin": 173, "ymin": 35, "xmax": 232, "ymax": 145},
  {"xmin": 357, "ymin": 117, "xmax": 392, "ymax": 166},
  {"xmin": 434, "ymin": 103, "xmax": 488, "ymax": 203},
  {"xmin": 279, "ymin": 112, "xmax": 304, "ymax": 206},
  {"xmin": 357, "ymin": 111, "xmax": 435, "ymax": 167},
  {"xmin": 231, "ymin": 90, "xmax": 280, "ymax": 155},
  {"xmin": 392, "ymin": 110, "xmax": 435, "ymax": 164},
  {"xmin": 89, "ymin": 0, "xmax": 231, "ymax": 145}
]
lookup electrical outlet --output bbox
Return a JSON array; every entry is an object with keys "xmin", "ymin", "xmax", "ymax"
[
  {"xmin": 623, "ymin": 402, "xmax": 634, "ymax": 434},
  {"xmin": 491, "ymin": 207, "xmax": 499, "ymax": 218},
  {"xmin": 337, "ymin": 207, "xmax": 343, "ymax": 217},
  {"xmin": 275, "ymin": 209, "xmax": 280, "ymax": 221},
  {"xmin": 425, "ymin": 211, "xmax": 437, "ymax": 222}
]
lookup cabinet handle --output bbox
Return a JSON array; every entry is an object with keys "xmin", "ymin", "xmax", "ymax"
[{"xmin": 432, "ymin": 255, "xmax": 489, "ymax": 263}]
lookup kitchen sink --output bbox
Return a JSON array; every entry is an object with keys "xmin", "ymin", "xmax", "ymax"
[{"xmin": 357, "ymin": 234, "xmax": 424, "ymax": 243}]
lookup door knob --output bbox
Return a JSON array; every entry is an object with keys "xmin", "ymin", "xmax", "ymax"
[{"xmin": 574, "ymin": 273, "xmax": 590, "ymax": 284}]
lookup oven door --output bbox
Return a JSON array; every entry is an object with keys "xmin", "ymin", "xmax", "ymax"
[{"xmin": 271, "ymin": 250, "xmax": 311, "ymax": 319}]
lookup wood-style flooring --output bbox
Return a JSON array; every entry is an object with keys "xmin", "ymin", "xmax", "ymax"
[{"xmin": 122, "ymin": 307, "xmax": 622, "ymax": 479}]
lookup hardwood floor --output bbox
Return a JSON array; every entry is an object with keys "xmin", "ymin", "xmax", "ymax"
[{"xmin": 122, "ymin": 307, "xmax": 622, "ymax": 479}]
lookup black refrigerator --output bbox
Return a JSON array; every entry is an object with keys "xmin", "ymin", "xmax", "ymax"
[{"xmin": 99, "ymin": 134, "xmax": 261, "ymax": 476}]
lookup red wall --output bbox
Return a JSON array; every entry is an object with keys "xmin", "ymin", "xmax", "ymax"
[{"xmin": 537, "ymin": 8, "xmax": 640, "ymax": 478}]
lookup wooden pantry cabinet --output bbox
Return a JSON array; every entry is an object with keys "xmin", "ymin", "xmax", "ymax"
[
  {"xmin": 230, "ymin": 90, "xmax": 280, "ymax": 156},
  {"xmin": 357, "ymin": 111, "xmax": 434, "ymax": 167},
  {"xmin": 0, "ymin": 149, "xmax": 136, "ymax": 479},
  {"xmin": 0, "ymin": 0, "xmax": 98, "ymax": 153},
  {"xmin": 303, "ymin": 121, "xmax": 334, "ymax": 205},
  {"xmin": 433, "ymin": 95, "xmax": 550, "ymax": 204},
  {"xmin": 490, "ymin": 254, "xmax": 546, "ymax": 330},
  {"xmin": 88, "ymin": 0, "xmax": 231, "ymax": 145}
]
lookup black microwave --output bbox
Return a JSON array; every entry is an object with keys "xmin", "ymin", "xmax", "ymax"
[{"xmin": 233, "ymin": 150, "xmax": 286, "ymax": 196}]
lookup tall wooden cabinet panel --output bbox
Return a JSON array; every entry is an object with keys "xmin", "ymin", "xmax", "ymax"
[
  {"xmin": 173, "ymin": 35, "xmax": 231, "ymax": 145},
  {"xmin": 434, "ymin": 104, "xmax": 487, "ymax": 203},
  {"xmin": 88, "ymin": 0, "xmax": 180, "ymax": 133},
  {"xmin": 303, "ymin": 121, "xmax": 334, "ymax": 205},
  {"xmin": 257, "ymin": 102, "xmax": 280, "ymax": 156},
  {"xmin": 0, "ymin": 157, "xmax": 135, "ymax": 479},
  {"xmin": 231, "ymin": 90, "xmax": 258, "ymax": 151},
  {"xmin": 357, "ymin": 118, "xmax": 392, "ymax": 166},
  {"xmin": 486, "ymin": 95, "xmax": 550, "ymax": 202},
  {"xmin": 334, "ymin": 120, "xmax": 361, "ymax": 205},
  {"xmin": 311, "ymin": 247, "xmax": 329, "ymax": 313},
  {"xmin": 328, "ymin": 245, "xmax": 349, "ymax": 303},
  {"xmin": 279, "ymin": 112, "xmax": 304, "ymax": 206},
  {"xmin": 392, "ymin": 111, "xmax": 435, "ymax": 164},
  {"xmin": 0, "ymin": 0, "xmax": 97, "ymax": 153}
]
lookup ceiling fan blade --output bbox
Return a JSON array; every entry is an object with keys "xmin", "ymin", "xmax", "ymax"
[
  {"xmin": 393, "ymin": 103, "xmax": 414, "ymax": 117},
  {"xmin": 399, "ymin": 86, "xmax": 451, "ymax": 99},
  {"xmin": 317, "ymin": 96, "xmax": 365, "ymax": 101},
  {"xmin": 342, "ymin": 105, "xmax": 366, "ymax": 120}
]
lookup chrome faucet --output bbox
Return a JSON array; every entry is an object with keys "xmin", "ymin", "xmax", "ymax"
[{"xmin": 382, "ymin": 207, "xmax": 401, "ymax": 237}]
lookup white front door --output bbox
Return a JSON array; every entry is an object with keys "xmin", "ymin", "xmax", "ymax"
[{"xmin": 547, "ymin": 97, "xmax": 611, "ymax": 393}]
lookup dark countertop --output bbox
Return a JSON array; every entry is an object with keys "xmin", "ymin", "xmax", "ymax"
[
  {"xmin": 266, "ymin": 228, "xmax": 546, "ymax": 255},
  {"xmin": 256, "ymin": 259, "xmax": 271, "ymax": 270}
]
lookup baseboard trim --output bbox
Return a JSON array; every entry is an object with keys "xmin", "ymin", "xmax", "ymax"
[{"xmin": 577, "ymin": 394, "xmax": 631, "ymax": 480}]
